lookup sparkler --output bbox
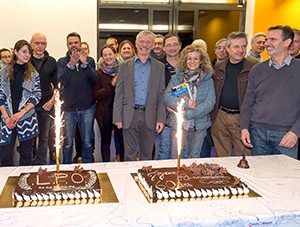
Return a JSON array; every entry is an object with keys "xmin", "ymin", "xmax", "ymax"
[
  {"xmin": 54, "ymin": 85, "xmax": 63, "ymax": 173},
  {"xmin": 175, "ymin": 99, "xmax": 185, "ymax": 171}
]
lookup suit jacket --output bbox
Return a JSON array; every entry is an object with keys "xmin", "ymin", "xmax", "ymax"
[{"xmin": 113, "ymin": 57, "xmax": 166, "ymax": 129}]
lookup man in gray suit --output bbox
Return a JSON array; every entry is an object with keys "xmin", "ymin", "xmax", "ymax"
[{"xmin": 113, "ymin": 30, "xmax": 166, "ymax": 161}]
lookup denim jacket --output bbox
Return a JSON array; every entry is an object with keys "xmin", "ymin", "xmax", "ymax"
[{"xmin": 163, "ymin": 68, "xmax": 216, "ymax": 131}]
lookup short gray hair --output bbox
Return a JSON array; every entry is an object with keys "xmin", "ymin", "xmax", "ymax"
[
  {"xmin": 214, "ymin": 38, "xmax": 226, "ymax": 50},
  {"xmin": 136, "ymin": 30, "xmax": 155, "ymax": 42},
  {"xmin": 226, "ymin": 31, "xmax": 248, "ymax": 48},
  {"xmin": 251, "ymin": 32, "xmax": 266, "ymax": 43}
]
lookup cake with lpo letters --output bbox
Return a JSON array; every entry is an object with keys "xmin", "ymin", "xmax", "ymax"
[{"xmin": 13, "ymin": 166, "xmax": 101, "ymax": 206}]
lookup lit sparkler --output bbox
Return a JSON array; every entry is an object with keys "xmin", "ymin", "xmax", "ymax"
[
  {"xmin": 175, "ymin": 99, "xmax": 185, "ymax": 170},
  {"xmin": 54, "ymin": 84, "xmax": 63, "ymax": 173}
]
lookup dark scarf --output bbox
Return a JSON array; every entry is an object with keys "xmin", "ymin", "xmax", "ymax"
[
  {"xmin": 99, "ymin": 60, "xmax": 119, "ymax": 76},
  {"xmin": 183, "ymin": 68, "xmax": 200, "ymax": 96},
  {"xmin": 11, "ymin": 63, "xmax": 26, "ymax": 113}
]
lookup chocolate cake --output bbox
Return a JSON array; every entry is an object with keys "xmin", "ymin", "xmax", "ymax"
[
  {"xmin": 13, "ymin": 166, "xmax": 101, "ymax": 206},
  {"xmin": 137, "ymin": 163, "xmax": 249, "ymax": 201}
]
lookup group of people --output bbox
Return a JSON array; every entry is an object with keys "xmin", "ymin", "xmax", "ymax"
[{"xmin": 0, "ymin": 25, "xmax": 300, "ymax": 166}]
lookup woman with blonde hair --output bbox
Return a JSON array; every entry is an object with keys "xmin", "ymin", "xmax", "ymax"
[
  {"xmin": 116, "ymin": 40, "xmax": 136, "ymax": 63},
  {"xmin": 0, "ymin": 39, "xmax": 41, "ymax": 166},
  {"xmin": 164, "ymin": 44, "xmax": 215, "ymax": 159}
]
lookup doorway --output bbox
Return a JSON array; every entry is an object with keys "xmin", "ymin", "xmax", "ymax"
[{"xmin": 97, "ymin": 0, "xmax": 246, "ymax": 59}]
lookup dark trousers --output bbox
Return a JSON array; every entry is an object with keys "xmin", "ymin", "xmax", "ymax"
[
  {"xmin": 33, "ymin": 109, "xmax": 55, "ymax": 165},
  {"xmin": 114, "ymin": 127, "xmax": 125, "ymax": 161},
  {"xmin": 1, "ymin": 128, "xmax": 34, "ymax": 166},
  {"xmin": 123, "ymin": 110, "xmax": 155, "ymax": 161},
  {"xmin": 97, "ymin": 104, "xmax": 114, "ymax": 162},
  {"xmin": 201, "ymin": 127, "xmax": 213, "ymax": 158}
]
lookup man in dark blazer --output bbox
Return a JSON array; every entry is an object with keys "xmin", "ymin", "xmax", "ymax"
[{"xmin": 113, "ymin": 30, "xmax": 166, "ymax": 161}]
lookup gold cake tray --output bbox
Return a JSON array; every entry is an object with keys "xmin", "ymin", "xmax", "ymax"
[
  {"xmin": 0, "ymin": 173, "xmax": 118, "ymax": 208},
  {"xmin": 131, "ymin": 173, "xmax": 261, "ymax": 203}
]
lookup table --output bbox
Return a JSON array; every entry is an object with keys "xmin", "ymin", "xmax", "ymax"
[{"xmin": 1, "ymin": 155, "xmax": 300, "ymax": 227}]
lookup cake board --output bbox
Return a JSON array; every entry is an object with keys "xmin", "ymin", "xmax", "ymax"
[
  {"xmin": 0, "ymin": 173, "xmax": 118, "ymax": 208},
  {"xmin": 131, "ymin": 173, "xmax": 261, "ymax": 203}
]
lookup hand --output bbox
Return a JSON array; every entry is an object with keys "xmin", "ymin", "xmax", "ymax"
[
  {"xmin": 5, "ymin": 117, "xmax": 16, "ymax": 129},
  {"xmin": 9, "ymin": 111, "xmax": 25, "ymax": 126},
  {"xmin": 79, "ymin": 47, "xmax": 88, "ymax": 65},
  {"xmin": 188, "ymin": 99, "xmax": 196, "ymax": 109},
  {"xmin": 240, "ymin": 129, "xmax": 253, "ymax": 148},
  {"xmin": 279, "ymin": 131, "xmax": 298, "ymax": 148},
  {"xmin": 115, "ymin": 122, "xmax": 122, "ymax": 129},
  {"xmin": 43, "ymin": 99, "xmax": 55, "ymax": 111},
  {"xmin": 69, "ymin": 47, "xmax": 80, "ymax": 67},
  {"xmin": 156, "ymin": 122, "xmax": 164, "ymax": 134},
  {"xmin": 166, "ymin": 107, "xmax": 175, "ymax": 113},
  {"xmin": 111, "ymin": 76, "xmax": 117, "ymax": 87}
]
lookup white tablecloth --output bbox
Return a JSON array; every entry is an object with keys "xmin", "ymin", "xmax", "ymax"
[{"xmin": 1, "ymin": 155, "xmax": 300, "ymax": 227}]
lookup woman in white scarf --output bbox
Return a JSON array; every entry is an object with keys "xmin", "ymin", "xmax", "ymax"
[{"xmin": 164, "ymin": 44, "xmax": 216, "ymax": 159}]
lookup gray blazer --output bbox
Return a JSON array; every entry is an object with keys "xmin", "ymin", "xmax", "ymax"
[{"xmin": 113, "ymin": 57, "xmax": 166, "ymax": 129}]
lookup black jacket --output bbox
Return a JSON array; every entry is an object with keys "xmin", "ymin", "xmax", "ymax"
[{"xmin": 31, "ymin": 51, "xmax": 57, "ymax": 110}]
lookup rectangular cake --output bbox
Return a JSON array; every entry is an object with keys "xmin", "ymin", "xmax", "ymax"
[
  {"xmin": 137, "ymin": 163, "xmax": 249, "ymax": 201},
  {"xmin": 13, "ymin": 167, "xmax": 101, "ymax": 206}
]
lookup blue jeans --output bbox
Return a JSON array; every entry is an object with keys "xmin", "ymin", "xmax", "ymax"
[
  {"xmin": 170, "ymin": 127, "xmax": 205, "ymax": 159},
  {"xmin": 158, "ymin": 126, "xmax": 171, "ymax": 160},
  {"xmin": 201, "ymin": 127, "xmax": 213, "ymax": 158},
  {"xmin": 250, "ymin": 126, "xmax": 298, "ymax": 159},
  {"xmin": 63, "ymin": 104, "xmax": 95, "ymax": 164}
]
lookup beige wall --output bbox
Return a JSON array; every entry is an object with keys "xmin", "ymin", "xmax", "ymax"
[{"xmin": 0, "ymin": 0, "xmax": 97, "ymax": 60}]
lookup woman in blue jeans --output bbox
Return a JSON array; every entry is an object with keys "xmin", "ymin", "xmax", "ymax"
[{"xmin": 164, "ymin": 44, "xmax": 216, "ymax": 159}]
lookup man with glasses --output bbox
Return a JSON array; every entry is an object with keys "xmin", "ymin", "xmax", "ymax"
[
  {"xmin": 30, "ymin": 32, "xmax": 57, "ymax": 165},
  {"xmin": 157, "ymin": 34, "xmax": 182, "ymax": 160},
  {"xmin": 211, "ymin": 38, "xmax": 228, "ymax": 67},
  {"xmin": 289, "ymin": 28, "xmax": 300, "ymax": 59},
  {"xmin": 0, "ymin": 48, "xmax": 12, "ymax": 69}
]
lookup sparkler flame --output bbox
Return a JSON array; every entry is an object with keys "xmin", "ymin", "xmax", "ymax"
[
  {"xmin": 54, "ymin": 84, "xmax": 64, "ymax": 173},
  {"xmin": 175, "ymin": 99, "xmax": 185, "ymax": 170}
]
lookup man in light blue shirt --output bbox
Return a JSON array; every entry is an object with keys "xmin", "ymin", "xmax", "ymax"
[{"xmin": 113, "ymin": 30, "xmax": 166, "ymax": 161}]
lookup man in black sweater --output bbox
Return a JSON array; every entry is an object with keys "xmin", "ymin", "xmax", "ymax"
[
  {"xmin": 211, "ymin": 32, "xmax": 256, "ymax": 157},
  {"xmin": 31, "ymin": 32, "xmax": 57, "ymax": 165}
]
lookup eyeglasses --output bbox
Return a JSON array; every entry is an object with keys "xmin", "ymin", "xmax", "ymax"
[
  {"xmin": 33, "ymin": 42, "xmax": 47, "ymax": 46},
  {"xmin": 216, "ymin": 46, "xmax": 225, "ymax": 50},
  {"xmin": 1, "ymin": 55, "xmax": 11, "ymax": 59},
  {"xmin": 164, "ymin": 43, "xmax": 180, "ymax": 48}
]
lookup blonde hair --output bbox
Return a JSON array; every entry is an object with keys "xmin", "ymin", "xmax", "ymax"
[{"xmin": 179, "ymin": 44, "xmax": 213, "ymax": 75}]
